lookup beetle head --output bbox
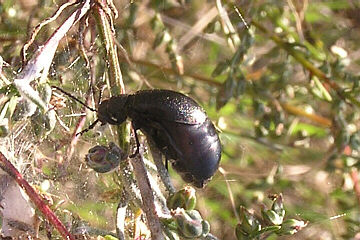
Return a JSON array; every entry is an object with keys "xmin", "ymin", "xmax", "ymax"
[{"xmin": 98, "ymin": 95, "xmax": 129, "ymax": 125}]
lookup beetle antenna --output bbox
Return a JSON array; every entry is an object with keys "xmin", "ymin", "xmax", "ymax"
[
  {"xmin": 51, "ymin": 86, "xmax": 97, "ymax": 112},
  {"xmin": 76, "ymin": 119, "xmax": 100, "ymax": 136}
]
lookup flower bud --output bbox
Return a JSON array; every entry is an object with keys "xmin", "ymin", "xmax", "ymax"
[
  {"xmin": 271, "ymin": 194, "xmax": 285, "ymax": 219},
  {"xmin": 171, "ymin": 208, "xmax": 209, "ymax": 238},
  {"xmin": 163, "ymin": 227, "xmax": 180, "ymax": 240},
  {"xmin": 167, "ymin": 186, "xmax": 196, "ymax": 210},
  {"xmin": 237, "ymin": 206, "xmax": 261, "ymax": 236},
  {"xmin": 261, "ymin": 209, "xmax": 283, "ymax": 226}
]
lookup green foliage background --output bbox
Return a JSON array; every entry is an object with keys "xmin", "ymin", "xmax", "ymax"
[{"xmin": 1, "ymin": 0, "xmax": 360, "ymax": 239}]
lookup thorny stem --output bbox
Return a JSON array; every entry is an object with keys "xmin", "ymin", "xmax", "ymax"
[{"xmin": 0, "ymin": 152, "xmax": 75, "ymax": 240}]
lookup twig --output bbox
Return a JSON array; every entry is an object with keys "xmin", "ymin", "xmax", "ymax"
[
  {"xmin": 0, "ymin": 152, "xmax": 75, "ymax": 240},
  {"xmin": 218, "ymin": 167, "xmax": 240, "ymax": 222},
  {"xmin": 286, "ymin": 0, "xmax": 305, "ymax": 42},
  {"xmin": 116, "ymin": 160, "xmax": 143, "ymax": 208},
  {"xmin": 130, "ymin": 153, "xmax": 164, "ymax": 240},
  {"xmin": 202, "ymin": 233, "xmax": 219, "ymax": 240},
  {"xmin": 216, "ymin": 0, "xmax": 240, "ymax": 51},
  {"xmin": 92, "ymin": 0, "xmax": 128, "ymax": 153},
  {"xmin": 280, "ymin": 102, "xmax": 332, "ymax": 127},
  {"xmin": 127, "ymin": 56, "xmax": 334, "ymax": 128},
  {"xmin": 219, "ymin": 129, "xmax": 286, "ymax": 152}
]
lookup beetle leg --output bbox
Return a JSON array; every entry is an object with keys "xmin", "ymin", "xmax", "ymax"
[{"xmin": 76, "ymin": 119, "xmax": 100, "ymax": 136}]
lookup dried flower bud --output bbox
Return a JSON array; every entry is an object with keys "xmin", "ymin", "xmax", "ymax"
[{"xmin": 85, "ymin": 142, "xmax": 125, "ymax": 173}]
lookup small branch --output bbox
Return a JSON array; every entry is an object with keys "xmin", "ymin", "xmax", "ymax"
[
  {"xmin": 0, "ymin": 152, "xmax": 75, "ymax": 240},
  {"xmin": 218, "ymin": 129, "xmax": 286, "ymax": 152},
  {"xmin": 202, "ymin": 233, "xmax": 219, "ymax": 240},
  {"xmin": 216, "ymin": 0, "xmax": 239, "ymax": 51},
  {"xmin": 117, "ymin": 160, "xmax": 143, "ymax": 208},
  {"xmin": 130, "ymin": 154, "xmax": 164, "ymax": 240},
  {"xmin": 218, "ymin": 167, "xmax": 240, "ymax": 222},
  {"xmin": 177, "ymin": 6, "xmax": 218, "ymax": 51},
  {"xmin": 280, "ymin": 102, "xmax": 332, "ymax": 127}
]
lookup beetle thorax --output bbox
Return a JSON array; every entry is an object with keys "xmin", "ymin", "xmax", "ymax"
[{"xmin": 98, "ymin": 95, "xmax": 129, "ymax": 125}]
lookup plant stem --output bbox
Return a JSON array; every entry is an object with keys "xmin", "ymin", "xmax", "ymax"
[
  {"xmin": 131, "ymin": 154, "xmax": 165, "ymax": 240},
  {"xmin": 92, "ymin": 3, "xmax": 125, "ymax": 95}
]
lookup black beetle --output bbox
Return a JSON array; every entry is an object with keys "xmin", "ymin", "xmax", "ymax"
[
  {"xmin": 98, "ymin": 90, "xmax": 221, "ymax": 188},
  {"xmin": 54, "ymin": 87, "xmax": 221, "ymax": 188}
]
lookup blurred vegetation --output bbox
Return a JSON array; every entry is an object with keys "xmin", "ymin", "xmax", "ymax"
[{"xmin": 1, "ymin": 0, "xmax": 360, "ymax": 239}]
